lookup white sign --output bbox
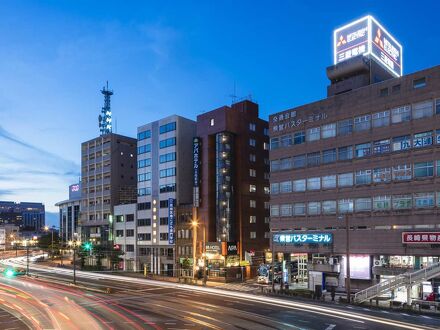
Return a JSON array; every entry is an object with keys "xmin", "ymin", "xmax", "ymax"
[{"xmin": 0, "ymin": 228, "xmax": 5, "ymax": 246}]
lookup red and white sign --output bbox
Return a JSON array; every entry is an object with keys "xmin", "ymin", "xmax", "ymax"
[{"xmin": 402, "ymin": 232, "xmax": 440, "ymax": 244}]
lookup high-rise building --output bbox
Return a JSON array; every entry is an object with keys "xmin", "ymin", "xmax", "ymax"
[
  {"xmin": 196, "ymin": 100, "xmax": 270, "ymax": 269},
  {"xmin": 269, "ymin": 16, "xmax": 440, "ymax": 297},
  {"xmin": 80, "ymin": 133, "xmax": 137, "ymax": 244},
  {"xmin": 136, "ymin": 115, "xmax": 196, "ymax": 275},
  {"xmin": 0, "ymin": 201, "xmax": 45, "ymax": 231},
  {"xmin": 55, "ymin": 183, "xmax": 81, "ymax": 241}
]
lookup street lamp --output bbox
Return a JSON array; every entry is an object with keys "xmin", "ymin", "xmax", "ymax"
[
  {"xmin": 23, "ymin": 237, "xmax": 38, "ymax": 276},
  {"xmin": 68, "ymin": 235, "xmax": 81, "ymax": 285},
  {"xmin": 191, "ymin": 220, "xmax": 198, "ymax": 281},
  {"xmin": 338, "ymin": 214, "xmax": 351, "ymax": 303}
]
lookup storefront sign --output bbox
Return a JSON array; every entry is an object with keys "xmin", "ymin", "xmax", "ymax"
[
  {"xmin": 193, "ymin": 137, "xmax": 201, "ymax": 207},
  {"xmin": 402, "ymin": 232, "xmax": 440, "ymax": 244},
  {"xmin": 226, "ymin": 242, "xmax": 238, "ymax": 255},
  {"xmin": 273, "ymin": 233, "xmax": 332, "ymax": 244},
  {"xmin": 205, "ymin": 242, "xmax": 221, "ymax": 254},
  {"xmin": 168, "ymin": 198, "xmax": 175, "ymax": 244}
]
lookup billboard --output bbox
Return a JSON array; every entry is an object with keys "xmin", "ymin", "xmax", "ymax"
[
  {"xmin": 273, "ymin": 233, "xmax": 332, "ymax": 244},
  {"xmin": 402, "ymin": 232, "xmax": 440, "ymax": 244},
  {"xmin": 69, "ymin": 183, "xmax": 81, "ymax": 200},
  {"xmin": 334, "ymin": 16, "xmax": 403, "ymax": 77},
  {"xmin": 168, "ymin": 198, "xmax": 175, "ymax": 244}
]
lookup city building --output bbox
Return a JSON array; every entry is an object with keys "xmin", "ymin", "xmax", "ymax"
[
  {"xmin": 114, "ymin": 203, "xmax": 137, "ymax": 271},
  {"xmin": 80, "ymin": 133, "xmax": 137, "ymax": 244},
  {"xmin": 55, "ymin": 183, "xmax": 81, "ymax": 242},
  {"xmin": 0, "ymin": 201, "xmax": 45, "ymax": 231},
  {"xmin": 136, "ymin": 115, "xmax": 196, "ymax": 275},
  {"xmin": 269, "ymin": 16, "xmax": 440, "ymax": 300},
  {"xmin": 195, "ymin": 99, "xmax": 270, "ymax": 272}
]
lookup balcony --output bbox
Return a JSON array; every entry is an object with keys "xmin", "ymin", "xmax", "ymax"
[{"xmin": 308, "ymin": 263, "xmax": 340, "ymax": 273}]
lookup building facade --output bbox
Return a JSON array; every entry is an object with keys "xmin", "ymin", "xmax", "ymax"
[
  {"xmin": 55, "ymin": 183, "xmax": 81, "ymax": 242},
  {"xmin": 114, "ymin": 203, "xmax": 137, "ymax": 271},
  {"xmin": 80, "ymin": 133, "xmax": 137, "ymax": 244},
  {"xmin": 196, "ymin": 100, "xmax": 270, "ymax": 268},
  {"xmin": 269, "ymin": 64, "xmax": 440, "ymax": 297},
  {"xmin": 0, "ymin": 201, "xmax": 45, "ymax": 231},
  {"xmin": 136, "ymin": 115, "xmax": 196, "ymax": 275}
]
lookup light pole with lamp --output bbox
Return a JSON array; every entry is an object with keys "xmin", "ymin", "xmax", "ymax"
[
  {"xmin": 24, "ymin": 237, "xmax": 38, "ymax": 276},
  {"xmin": 68, "ymin": 235, "xmax": 81, "ymax": 285},
  {"xmin": 338, "ymin": 213, "xmax": 351, "ymax": 303}
]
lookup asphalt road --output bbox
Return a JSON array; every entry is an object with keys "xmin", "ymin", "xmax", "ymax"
[{"xmin": 0, "ymin": 257, "xmax": 439, "ymax": 330}]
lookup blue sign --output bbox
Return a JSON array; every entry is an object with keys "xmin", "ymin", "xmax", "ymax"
[
  {"xmin": 193, "ymin": 137, "xmax": 201, "ymax": 207},
  {"xmin": 273, "ymin": 233, "xmax": 333, "ymax": 244},
  {"xmin": 168, "ymin": 198, "xmax": 175, "ymax": 244}
]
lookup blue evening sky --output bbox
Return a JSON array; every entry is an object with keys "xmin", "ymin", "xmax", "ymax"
[{"xmin": 0, "ymin": 1, "xmax": 439, "ymax": 224}]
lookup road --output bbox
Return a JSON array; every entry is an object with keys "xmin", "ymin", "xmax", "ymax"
[{"xmin": 0, "ymin": 256, "xmax": 439, "ymax": 330}]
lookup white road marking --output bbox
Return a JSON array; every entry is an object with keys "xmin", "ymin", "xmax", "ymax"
[{"xmin": 325, "ymin": 324, "xmax": 336, "ymax": 330}]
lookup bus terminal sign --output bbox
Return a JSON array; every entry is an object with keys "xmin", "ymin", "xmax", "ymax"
[{"xmin": 273, "ymin": 233, "xmax": 332, "ymax": 244}]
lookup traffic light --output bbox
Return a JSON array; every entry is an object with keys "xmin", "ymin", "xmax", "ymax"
[
  {"xmin": 83, "ymin": 242, "xmax": 92, "ymax": 251},
  {"xmin": 4, "ymin": 268, "xmax": 15, "ymax": 277}
]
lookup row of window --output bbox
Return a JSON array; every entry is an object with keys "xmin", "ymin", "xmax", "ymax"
[
  {"xmin": 138, "ymin": 183, "xmax": 176, "ymax": 196},
  {"xmin": 138, "ymin": 152, "xmax": 176, "ymax": 169},
  {"xmin": 271, "ymin": 129, "xmax": 440, "ymax": 171},
  {"xmin": 116, "ymin": 230, "xmax": 169, "ymax": 241},
  {"xmin": 137, "ymin": 138, "xmax": 177, "ymax": 155},
  {"xmin": 138, "ymin": 172, "xmax": 152, "ymax": 182},
  {"xmin": 159, "ymin": 167, "xmax": 176, "ymax": 178},
  {"xmin": 271, "ymin": 99, "xmax": 440, "ymax": 149},
  {"xmin": 138, "ymin": 199, "xmax": 175, "ymax": 210},
  {"xmin": 137, "ymin": 122, "xmax": 177, "ymax": 141},
  {"xmin": 270, "ymin": 191, "xmax": 440, "ymax": 217},
  {"xmin": 271, "ymin": 161, "xmax": 440, "ymax": 193}
]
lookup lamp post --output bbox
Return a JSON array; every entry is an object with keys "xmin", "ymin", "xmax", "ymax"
[
  {"xmin": 24, "ymin": 237, "xmax": 38, "ymax": 276},
  {"xmin": 338, "ymin": 213, "xmax": 351, "ymax": 303},
  {"xmin": 191, "ymin": 219, "xmax": 198, "ymax": 281},
  {"xmin": 68, "ymin": 235, "xmax": 81, "ymax": 285}
]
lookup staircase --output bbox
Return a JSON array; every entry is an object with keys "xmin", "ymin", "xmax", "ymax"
[{"xmin": 354, "ymin": 262, "xmax": 440, "ymax": 303}]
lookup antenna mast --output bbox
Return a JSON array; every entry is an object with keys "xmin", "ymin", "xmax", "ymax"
[{"xmin": 98, "ymin": 81, "xmax": 114, "ymax": 135}]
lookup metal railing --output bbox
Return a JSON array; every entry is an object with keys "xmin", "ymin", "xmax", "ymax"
[{"xmin": 354, "ymin": 262, "xmax": 440, "ymax": 303}]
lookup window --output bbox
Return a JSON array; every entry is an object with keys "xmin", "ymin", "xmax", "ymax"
[
  {"xmin": 280, "ymin": 135, "xmax": 291, "ymax": 147},
  {"xmin": 126, "ymin": 214, "xmax": 134, "ymax": 222},
  {"xmin": 355, "ymin": 170, "xmax": 371, "ymax": 185},
  {"xmin": 159, "ymin": 167, "xmax": 176, "ymax": 178},
  {"xmin": 307, "ymin": 177, "xmax": 321, "ymax": 190},
  {"xmin": 250, "ymin": 154, "xmax": 256, "ymax": 162},
  {"xmin": 249, "ymin": 185, "xmax": 256, "ymax": 193},
  {"xmin": 338, "ymin": 173, "xmax": 353, "ymax": 187},
  {"xmin": 393, "ymin": 164, "xmax": 412, "ymax": 181},
  {"xmin": 337, "ymin": 119, "xmax": 353, "ymax": 136},
  {"xmin": 414, "ymin": 161, "xmax": 434, "ymax": 178},
  {"xmin": 210, "ymin": 118, "xmax": 215, "ymax": 126},
  {"xmin": 280, "ymin": 181, "xmax": 292, "ymax": 193},
  {"xmin": 392, "ymin": 135, "xmax": 411, "ymax": 151},
  {"xmin": 159, "ymin": 137, "xmax": 176, "ymax": 149},
  {"xmin": 271, "ymin": 183, "xmax": 280, "ymax": 194},
  {"xmin": 412, "ymin": 100, "xmax": 433, "ymax": 119},
  {"xmin": 391, "ymin": 105, "xmax": 411, "ymax": 123},
  {"xmin": 393, "ymin": 195, "xmax": 412, "ymax": 210},
  {"xmin": 160, "ymin": 183, "xmax": 176, "ymax": 193},
  {"xmin": 138, "ymin": 158, "xmax": 152, "ymax": 168},
  {"xmin": 138, "ymin": 187, "xmax": 151, "ymax": 196},
  {"xmin": 249, "ymin": 169, "xmax": 256, "ymax": 177},
  {"xmin": 413, "ymin": 77, "xmax": 426, "ymax": 89},
  {"xmin": 270, "ymin": 205, "xmax": 279, "ymax": 216},
  {"xmin": 271, "ymin": 159, "xmax": 280, "ymax": 172},
  {"xmin": 126, "ymin": 245, "xmax": 134, "ymax": 252},
  {"xmin": 372, "ymin": 111, "xmax": 390, "ymax": 128},
  {"xmin": 250, "ymin": 200, "xmax": 256, "ymax": 208},
  {"xmin": 355, "ymin": 198, "xmax": 371, "ymax": 212},
  {"xmin": 354, "ymin": 115, "xmax": 371, "ymax": 131},
  {"xmin": 137, "ymin": 144, "xmax": 151, "ymax": 154},
  {"xmin": 249, "ymin": 216, "xmax": 256, "ymax": 223},
  {"xmin": 160, "ymin": 233, "xmax": 169, "ymax": 241},
  {"xmin": 116, "ymin": 230, "xmax": 124, "ymax": 237},
  {"xmin": 116, "ymin": 215, "xmax": 124, "ymax": 223},
  {"xmin": 270, "ymin": 138, "xmax": 280, "ymax": 150},
  {"xmin": 160, "ymin": 199, "xmax": 172, "ymax": 208},
  {"xmin": 264, "ymin": 128, "xmax": 269, "ymax": 136},
  {"xmin": 159, "ymin": 122, "xmax": 176, "ymax": 134},
  {"xmin": 293, "ymin": 179, "xmax": 306, "ymax": 192},
  {"xmin": 293, "ymin": 155, "xmax": 306, "ymax": 168},
  {"xmin": 280, "ymin": 157, "xmax": 292, "ymax": 170},
  {"xmin": 137, "ymin": 130, "xmax": 151, "ymax": 141},
  {"xmin": 355, "ymin": 143, "xmax": 371, "ymax": 158},
  {"xmin": 338, "ymin": 146, "xmax": 353, "ymax": 161},
  {"xmin": 322, "ymin": 200, "xmax": 336, "ymax": 214},
  {"xmin": 137, "ymin": 202, "xmax": 151, "ymax": 210},
  {"xmin": 293, "ymin": 131, "xmax": 305, "ymax": 145},
  {"xmin": 373, "ymin": 196, "xmax": 391, "ymax": 211},
  {"xmin": 138, "ymin": 233, "xmax": 151, "ymax": 241},
  {"xmin": 437, "ymin": 160, "xmax": 440, "ymax": 176},
  {"xmin": 321, "ymin": 123, "xmax": 336, "ymax": 138},
  {"xmin": 322, "ymin": 149, "xmax": 336, "ymax": 164},
  {"xmin": 414, "ymin": 192, "xmax": 434, "ymax": 208},
  {"xmin": 137, "ymin": 218, "xmax": 151, "ymax": 226},
  {"xmin": 380, "ymin": 87, "xmax": 388, "ymax": 97},
  {"xmin": 307, "ymin": 127, "xmax": 320, "ymax": 141},
  {"xmin": 250, "ymin": 138, "xmax": 257, "ymax": 147},
  {"xmin": 160, "ymin": 217, "xmax": 169, "ymax": 225},
  {"xmin": 159, "ymin": 152, "xmax": 176, "ymax": 163},
  {"xmin": 280, "ymin": 204, "xmax": 292, "ymax": 216},
  {"xmin": 307, "ymin": 152, "xmax": 321, "ymax": 167},
  {"xmin": 250, "ymin": 232, "xmax": 257, "ymax": 239},
  {"xmin": 293, "ymin": 203, "xmax": 306, "ymax": 216},
  {"xmin": 413, "ymin": 131, "xmax": 433, "ymax": 148},
  {"xmin": 126, "ymin": 229, "xmax": 134, "ymax": 237},
  {"xmin": 338, "ymin": 199, "xmax": 353, "ymax": 213},
  {"xmin": 138, "ymin": 172, "xmax": 152, "ymax": 182},
  {"xmin": 436, "ymin": 99, "xmax": 440, "ymax": 114},
  {"xmin": 373, "ymin": 139, "xmax": 390, "ymax": 154},
  {"xmin": 308, "ymin": 202, "xmax": 321, "ymax": 215},
  {"xmin": 373, "ymin": 168, "xmax": 391, "ymax": 183},
  {"xmin": 249, "ymin": 123, "xmax": 256, "ymax": 131},
  {"xmin": 264, "ymin": 217, "xmax": 270, "ymax": 224},
  {"xmin": 322, "ymin": 175, "xmax": 336, "ymax": 189}
]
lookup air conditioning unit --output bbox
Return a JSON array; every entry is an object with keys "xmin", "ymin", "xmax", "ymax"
[{"xmin": 373, "ymin": 260, "xmax": 383, "ymax": 267}]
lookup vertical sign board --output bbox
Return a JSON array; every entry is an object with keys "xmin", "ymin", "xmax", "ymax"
[
  {"xmin": 193, "ymin": 137, "xmax": 201, "ymax": 207},
  {"xmin": 334, "ymin": 16, "xmax": 402, "ymax": 77},
  {"xmin": 168, "ymin": 198, "xmax": 175, "ymax": 244},
  {"xmin": 0, "ymin": 228, "xmax": 5, "ymax": 250}
]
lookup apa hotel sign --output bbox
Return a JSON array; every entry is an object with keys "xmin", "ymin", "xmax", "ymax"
[{"xmin": 334, "ymin": 16, "xmax": 402, "ymax": 77}]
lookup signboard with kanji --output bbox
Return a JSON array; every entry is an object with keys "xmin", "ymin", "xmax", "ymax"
[
  {"xmin": 273, "ymin": 233, "xmax": 332, "ymax": 244},
  {"xmin": 402, "ymin": 232, "xmax": 440, "ymax": 244}
]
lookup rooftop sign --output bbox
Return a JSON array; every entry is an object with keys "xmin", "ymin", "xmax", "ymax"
[{"xmin": 334, "ymin": 16, "xmax": 403, "ymax": 77}]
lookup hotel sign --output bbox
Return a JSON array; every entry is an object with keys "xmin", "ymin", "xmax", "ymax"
[
  {"xmin": 168, "ymin": 198, "xmax": 175, "ymax": 244},
  {"xmin": 273, "ymin": 233, "xmax": 333, "ymax": 244},
  {"xmin": 402, "ymin": 232, "xmax": 440, "ymax": 244},
  {"xmin": 193, "ymin": 137, "xmax": 201, "ymax": 207},
  {"xmin": 206, "ymin": 242, "xmax": 221, "ymax": 254},
  {"xmin": 334, "ymin": 16, "xmax": 402, "ymax": 77}
]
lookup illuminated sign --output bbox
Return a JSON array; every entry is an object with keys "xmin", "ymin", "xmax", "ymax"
[
  {"xmin": 193, "ymin": 137, "xmax": 201, "ymax": 207},
  {"xmin": 168, "ymin": 198, "xmax": 175, "ymax": 244},
  {"xmin": 334, "ymin": 16, "xmax": 403, "ymax": 77},
  {"xmin": 205, "ymin": 242, "xmax": 221, "ymax": 254},
  {"xmin": 273, "ymin": 233, "xmax": 332, "ymax": 244},
  {"xmin": 70, "ymin": 184, "xmax": 79, "ymax": 192},
  {"xmin": 402, "ymin": 232, "xmax": 440, "ymax": 244}
]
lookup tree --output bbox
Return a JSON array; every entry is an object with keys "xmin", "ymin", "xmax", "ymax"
[{"xmin": 37, "ymin": 233, "xmax": 60, "ymax": 257}]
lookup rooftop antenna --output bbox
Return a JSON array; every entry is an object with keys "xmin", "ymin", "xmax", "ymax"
[
  {"xmin": 229, "ymin": 81, "xmax": 237, "ymax": 105},
  {"xmin": 98, "ymin": 81, "xmax": 113, "ymax": 135}
]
